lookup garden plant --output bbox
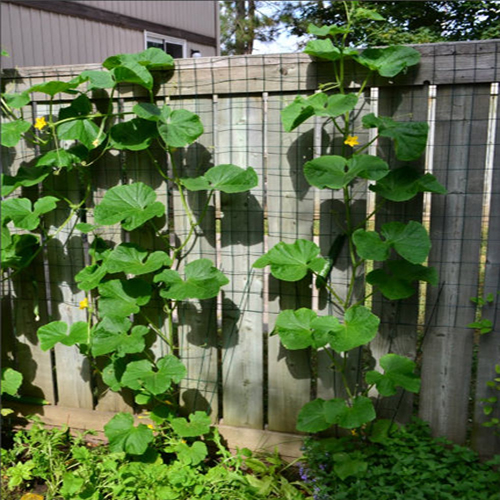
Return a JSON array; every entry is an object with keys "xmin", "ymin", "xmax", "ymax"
[{"xmin": 1, "ymin": 1, "xmax": 499, "ymax": 498}]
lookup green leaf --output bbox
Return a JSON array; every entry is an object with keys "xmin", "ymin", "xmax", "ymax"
[
  {"xmin": 102, "ymin": 357, "xmax": 128, "ymax": 392},
  {"xmin": 354, "ymin": 7, "xmax": 385, "ymax": 21},
  {"xmin": 107, "ymin": 58, "xmax": 154, "ymax": 90},
  {"xmin": 296, "ymin": 398, "xmax": 333, "ymax": 432},
  {"xmin": 253, "ymin": 239, "xmax": 327, "ymax": 282},
  {"xmin": 109, "ymin": 118, "xmax": 158, "ymax": 150},
  {"xmin": 154, "ymin": 258, "xmax": 229, "ymax": 300},
  {"xmin": 91, "ymin": 318, "xmax": 149, "ymax": 357},
  {"xmin": 60, "ymin": 473, "xmax": 85, "ymax": 497},
  {"xmin": 362, "ymin": 113, "xmax": 428, "ymax": 161},
  {"xmin": 304, "ymin": 154, "xmax": 388, "ymax": 190},
  {"xmin": 2, "ymin": 196, "xmax": 59, "ymax": 230},
  {"xmin": 307, "ymin": 23, "xmax": 350, "ymax": 37},
  {"xmin": 1, "ymin": 368, "xmax": 23, "ymax": 396},
  {"xmin": 1, "ymin": 166, "xmax": 52, "ymax": 197},
  {"xmin": 353, "ymin": 221, "xmax": 430, "ymax": 264},
  {"xmin": 368, "ymin": 419, "xmax": 400, "ymax": 444},
  {"xmin": 35, "ymin": 147, "xmax": 87, "ymax": 169},
  {"xmin": 37, "ymin": 321, "xmax": 88, "ymax": 351},
  {"xmin": 174, "ymin": 440, "xmax": 208, "ymax": 466},
  {"xmin": 2, "ymin": 92, "xmax": 30, "ymax": 108},
  {"xmin": 106, "ymin": 243, "xmax": 171, "ymax": 275},
  {"xmin": 1, "ymin": 233, "xmax": 39, "ymax": 270},
  {"xmin": 171, "ymin": 411, "xmax": 211, "ymax": 438},
  {"xmin": 304, "ymin": 39, "xmax": 342, "ymax": 61},
  {"xmin": 274, "ymin": 308, "xmax": 338, "ymax": 350},
  {"xmin": 121, "ymin": 355, "xmax": 186, "ymax": 395},
  {"xmin": 335, "ymin": 396, "xmax": 376, "ymax": 429},
  {"xmin": 281, "ymin": 93, "xmax": 327, "ymax": 132},
  {"xmin": 134, "ymin": 47, "xmax": 175, "ymax": 70},
  {"xmin": 58, "ymin": 94, "xmax": 92, "ymax": 120},
  {"xmin": 356, "ymin": 46, "xmax": 420, "ymax": 77},
  {"xmin": 28, "ymin": 80, "xmax": 79, "ymax": 97},
  {"xmin": 98, "ymin": 278, "xmax": 151, "ymax": 319},
  {"xmin": 365, "ymin": 353, "xmax": 421, "ymax": 396},
  {"xmin": 133, "ymin": 102, "xmax": 162, "ymax": 121},
  {"xmin": 333, "ymin": 453, "xmax": 368, "ymax": 481},
  {"xmin": 367, "ymin": 260, "xmax": 438, "ymax": 300},
  {"xmin": 322, "ymin": 94, "xmax": 359, "ymax": 119},
  {"xmin": 1, "ymin": 120, "xmax": 31, "ymax": 147},
  {"xmin": 104, "ymin": 412, "xmax": 153, "ymax": 455},
  {"xmin": 328, "ymin": 306, "xmax": 380, "ymax": 353},
  {"xmin": 158, "ymin": 107, "xmax": 204, "ymax": 147},
  {"xmin": 75, "ymin": 262, "xmax": 108, "ymax": 291},
  {"xmin": 77, "ymin": 70, "xmax": 116, "ymax": 89},
  {"xmin": 370, "ymin": 167, "xmax": 447, "ymax": 202},
  {"xmin": 56, "ymin": 119, "xmax": 103, "ymax": 150},
  {"xmin": 181, "ymin": 164, "xmax": 258, "ymax": 193},
  {"xmin": 93, "ymin": 182, "xmax": 165, "ymax": 230}
]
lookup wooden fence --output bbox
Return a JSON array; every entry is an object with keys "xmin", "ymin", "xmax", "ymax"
[{"xmin": 2, "ymin": 39, "xmax": 500, "ymax": 458}]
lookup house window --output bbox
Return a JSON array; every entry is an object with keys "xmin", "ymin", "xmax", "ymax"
[{"xmin": 145, "ymin": 33, "xmax": 186, "ymax": 59}]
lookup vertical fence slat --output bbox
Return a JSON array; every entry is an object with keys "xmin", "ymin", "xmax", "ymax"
[
  {"xmin": 472, "ymin": 83, "xmax": 500, "ymax": 457},
  {"xmin": 172, "ymin": 97, "xmax": 219, "ymax": 419},
  {"xmin": 220, "ymin": 95, "xmax": 265, "ymax": 428},
  {"xmin": 266, "ymin": 93, "xmax": 314, "ymax": 432},
  {"xmin": 370, "ymin": 86, "xmax": 429, "ymax": 422},
  {"xmin": 420, "ymin": 84, "xmax": 491, "ymax": 442}
]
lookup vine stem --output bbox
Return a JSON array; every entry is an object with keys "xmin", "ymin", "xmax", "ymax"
[{"xmin": 324, "ymin": 347, "xmax": 354, "ymax": 401}]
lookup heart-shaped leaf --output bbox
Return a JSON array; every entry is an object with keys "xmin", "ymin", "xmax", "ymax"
[
  {"xmin": 1, "ymin": 368, "xmax": 23, "ymax": 396},
  {"xmin": 281, "ymin": 93, "xmax": 327, "ymax": 132},
  {"xmin": 1, "ymin": 120, "xmax": 31, "ymax": 147},
  {"xmin": 274, "ymin": 308, "xmax": 339, "ymax": 350},
  {"xmin": 2, "ymin": 196, "xmax": 59, "ymax": 230},
  {"xmin": 304, "ymin": 39, "xmax": 342, "ymax": 61},
  {"xmin": 75, "ymin": 262, "xmax": 108, "ymax": 291},
  {"xmin": 253, "ymin": 239, "xmax": 327, "ymax": 282},
  {"xmin": 35, "ymin": 146, "xmax": 88, "ymax": 169},
  {"xmin": 121, "ymin": 355, "xmax": 186, "ymax": 395},
  {"xmin": 181, "ymin": 164, "xmax": 258, "ymax": 193},
  {"xmin": 171, "ymin": 411, "xmax": 211, "ymax": 438},
  {"xmin": 356, "ymin": 46, "xmax": 420, "ymax": 78},
  {"xmin": 133, "ymin": 103, "xmax": 162, "ymax": 121},
  {"xmin": 77, "ymin": 70, "xmax": 116, "ymax": 89},
  {"xmin": 367, "ymin": 260, "xmax": 438, "ymax": 300},
  {"xmin": 328, "ymin": 306, "xmax": 380, "ymax": 353},
  {"xmin": 370, "ymin": 167, "xmax": 447, "ymax": 201},
  {"xmin": 1, "ymin": 234, "xmax": 39, "ymax": 270},
  {"xmin": 56, "ymin": 119, "xmax": 103, "ymax": 150},
  {"xmin": 102, "ymin": 357, "xmax": 128, "ymax": 392},
  {"xmin": 93, "ymin": 182, "xmax": 165, "ymax": 230},
  {"xmin": 353, "ymin": 221, "xmax": 430, "ymax": 264},
  {"xmin": 154, "ymin": 258, "xmax": 229, "ymax": 300},
  {"xmin": 104, "ymin": 412, "xmax": 153, "ymax": 455},
  {"xmin": 91, "ymin": 317, "xmax": 148, "ymax": 357},
  {"xmin": 362, "ymin": 113, "xmax": 428, "ymax": 161},
  {"xmin": 97, "ymin": 278, "xmax": 151, "ymax": 319},
  {"xmin": 307, "ymin": 23, "xmax": 350, "ymax": 37},
  {"xmin": 157, "ymin": 107, "xmax": 204, "ymax": 147},
  {"xmin": 174, "ymin": 440, "xmax": 208, "ymax": 466},
  {"xmin": 365, "ymin": 353, "xmax": 421, "ymax": 396},
  {"xmin": 37, "ymin": 321, "xmax": 88, "ymax": 351},
  {"xmin": 109, "ymin": 118, "xmax": 158, "ymax": 150},
  {"xmin": 106, "ymin": 243, "xmax": 171, "ymax": 275},
  {"xmin": 58, "ymin": 95, "xmax": 92, "ymax": 120}
]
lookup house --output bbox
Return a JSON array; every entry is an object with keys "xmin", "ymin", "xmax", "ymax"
[{"xmin": 0, "ymin": 0, "xmax": 220, "ymax": 67}]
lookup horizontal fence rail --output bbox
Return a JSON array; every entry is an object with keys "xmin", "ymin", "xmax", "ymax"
[{"xmin": 2, "ymin": 40, "xmax": 500, "ymax": 457}]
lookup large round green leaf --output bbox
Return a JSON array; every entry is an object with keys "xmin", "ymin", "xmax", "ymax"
[
  {"xmin": 181, "ymin": 164, "xmax": 258, "ymax": 193},
  {"xmin": 93, "ymin": 182, "xmax": 165, "ymax": 231},
  {"xmin": 253, "ymin": 239, "xmax": 327, "ymax": 282},
  {"xmin": 356, "ymin": 46, "xmax": 420, "ymax": 78},
  {"xmin": 106, "ymin": 243, "xmax": 171, "ymax": 275},
  {"xmin": 171, "ymin": 411, "xmax": 211, "ymax": 438},
  {"xmin": 56, "ymin": 119, "xmax": 103, "ymax": 150},
  {"xmin": 104, "ymin": 412, "xmax": 154, "ymax": 455},
  {"xmin": 304, "ymin": 39, "xmax": 342, "ymax": 61},
  {"xmin": 1, "ymin": 368, "xmax": 23, "ymax": 396},
  {"xmin": 37, "ymin": 321, "xmax": 88, "ymax": 351},
  {"xmin": 1, "ymin": 120, "xmax": 31, "ymax": 147},
  {"xmin": 109, "ymin": 118, "xmax": 158, "ymax": 150},
  {"xmin": 91, "ymin": 318, "xmax": 148, "ymax": 357},
  {"xmin": 2, "ymin": 196, "xmax": 58, "ymax": 231},
  {"xmin": 281, "ymin": 93, "xmax": 327, "ymax": 132},
  {"xmin": 158, "ymin": 107, "xmax": 204, "ymax": 148},
  {"xmin": 304, "ymin": 155, "xmax": 348, "ymax": 190},
  {"xmin": 154, "ymin": 258, "xmax": 229, "ymax": 300},
  {"xmin": 328, "ymin": 306, "xmax": 379, "ymax": 353},
  {"xmin": 97, "ymin": 278, "xmax": 152, "ymax": 319}
]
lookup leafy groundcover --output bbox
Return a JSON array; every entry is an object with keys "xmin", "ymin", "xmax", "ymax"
[{"xmin": 300, "ymin": 418, "xmax": 500, "ymax": 500}]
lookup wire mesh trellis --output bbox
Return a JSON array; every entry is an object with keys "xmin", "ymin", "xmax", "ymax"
[{"xmin": 1, "ymin": 40, "xmax": 500, "ymax": 457}]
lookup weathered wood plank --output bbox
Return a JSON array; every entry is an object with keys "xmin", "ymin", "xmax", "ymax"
[
  {"xmin": 419, "ymin": 84, "xmax": 491, "ymax": 443},
  {"xmin": 4, "ymin": 40, "xmax": 500, "ymax": 100},
  {"xmin": 170, "ymin": 97, "xmax": 219, "ymax": 420},
  {"xmin": 370, "ymin": 85, "xmax": 429, "ymax": 423},
  {"xmin": 219, "ymin": 95, "xmax": 265, "ymax": 429},
  {"xmin": 266, "ymin": 93, "xmax": 314, "ymax": 433},
  {"xmin": 471, "ymin": 83, "xmax": 500, "ymax": 458}
]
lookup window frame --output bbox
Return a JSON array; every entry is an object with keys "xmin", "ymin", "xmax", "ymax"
[{"xmin": 144, "ymin": 31, "xmax": 187, "ymax": 58}]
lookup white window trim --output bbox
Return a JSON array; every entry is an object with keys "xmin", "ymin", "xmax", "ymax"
[{"xmin": 144, "ymin": 31, "xmax": 187, "ymax": 58}]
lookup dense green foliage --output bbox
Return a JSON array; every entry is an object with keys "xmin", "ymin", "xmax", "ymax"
[{"xmin": 302, "ymin": 419, "xmax": 500, "ymax": 500}]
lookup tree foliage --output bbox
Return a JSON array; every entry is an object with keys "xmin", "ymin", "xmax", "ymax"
[{"xmin": 220, "ymin": 0, "xmax": 500, "ymax": 54}]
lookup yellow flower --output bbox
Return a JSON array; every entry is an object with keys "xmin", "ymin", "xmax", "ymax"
[
  {"xmin": 21, "ymin": 494, "xmax": 45, "ymax": 500},
  {"xmin": 79, "ymin": 297, "xmax": 89, "ymax": 310},
  {"xmin": 344, "ymin": 135, "xmax": 359, "ymax": 147},
  {"xmin": 92, "ymin": 138, "xmax": 100, "ymax": 147},
  {"xmin": 147, "ymin": 424, "xmax": 155, "ymax": 429},
  {"xmin": 34, "ymin": 116, "xmax": 47, "ymax": 130}
]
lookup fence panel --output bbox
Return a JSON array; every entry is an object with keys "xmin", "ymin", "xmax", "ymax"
[{"xmin": 2, "ymin": 41, "xmax": 500, "ymax": 456}]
